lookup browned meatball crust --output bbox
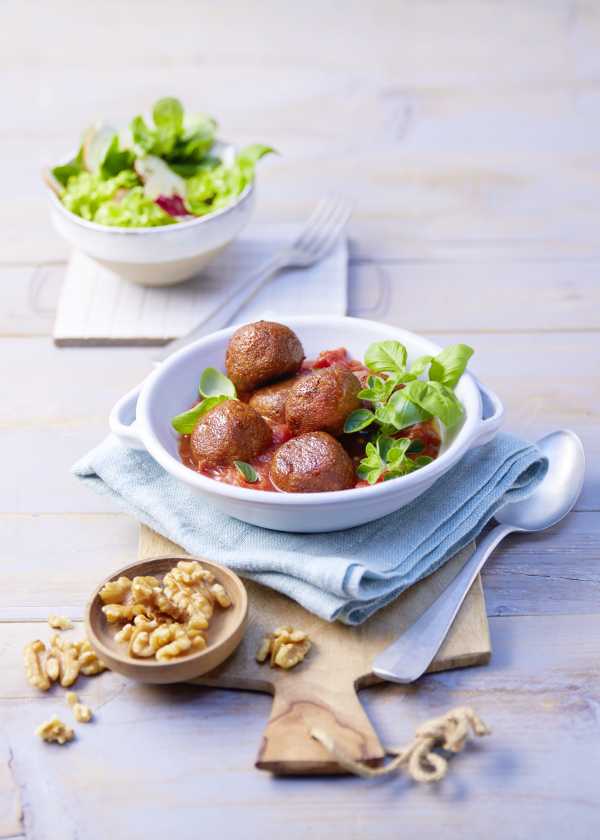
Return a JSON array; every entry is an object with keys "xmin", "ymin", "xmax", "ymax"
[
  {"xmin": 247, "ymin": 376, "xmax": 301, "ymax": 423},
  {"xmin": 270, "ymin": 432, "xmax": 355, "ymax": 493},
  {"xmin": 225, "ymin": 321, "xmax": 304, "ymax": 392},
  {"xmin": 285, "ymin": 367, "xmax": 361, "ymax": 436},
  {"xmin": 190, "ymin": 400, "xmax": 272, "ymax": 468}
]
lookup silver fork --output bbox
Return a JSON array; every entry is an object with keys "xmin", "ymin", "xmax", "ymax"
[{"xmin": 155, "ymin": 197, "xmax": 352, "ymax": 361}]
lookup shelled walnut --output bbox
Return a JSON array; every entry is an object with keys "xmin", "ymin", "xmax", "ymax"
[
  {"xmin": 48, "ymin": 615, "xmax": 73, "ymax": 630},
  {"xmin": 256, "ymin": 626, "xmax": 311, "ymax": 670},
  {"xmin": 24, "ymin": 633, "xmax": 107, "ymax": 692},
  {"xmin": 101, "ymin": 560, "xmax": 231, "ymax": 662},
  {"xmin": 35, "ymin": 716, "xmax": 74, "ymax": 745},
  {"xmin": 66, "ymin": 691, "xmax": 93, "ymax": 723}
]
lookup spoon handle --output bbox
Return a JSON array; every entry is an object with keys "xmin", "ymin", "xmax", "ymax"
[{"xmin": 372, "ymin": 523, "xmax": 514, "ymax": 684}]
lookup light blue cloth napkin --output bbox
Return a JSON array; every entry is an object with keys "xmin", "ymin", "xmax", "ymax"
[{"xmin": 73, "ymin": 433, "xmax": 547, "ymax": 625}]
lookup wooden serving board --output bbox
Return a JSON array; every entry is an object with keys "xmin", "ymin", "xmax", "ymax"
[{"xmin": 140, "ymin": 526, "xmax": 491, "ymax": 775}]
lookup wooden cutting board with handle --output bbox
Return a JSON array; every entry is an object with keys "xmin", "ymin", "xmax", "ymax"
[{"xmin": 140, "ymin": 526, "xmax": 491, "ymax": 775}]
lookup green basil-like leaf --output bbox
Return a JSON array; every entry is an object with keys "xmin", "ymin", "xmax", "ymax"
[
  {"xmin": 153, "ymin": 97, "xmax": 184, "ymax": 135},
  {"xmin": 429, "ymin": 344, "xmax": 474, "ymax": 389},
  {"xmin": 375, "ymin": 390, "xmax": 431, "ymax": 431},
  {"xmin": 234, "ymin": 460, "xmax": 259, "ymax": 483},
  {"xmin": 344, "ymin": 409, "xmax": 375, "ymax": 433},
  {"xmin": 414, "ymin": 455, "xmax": 434, "ymax": 468},
  {"xmin": 409, "ymin": 355, "xmax": 433, "ymax": 378},
  {"xmin": 357, "ymin": 441, "xmax": 386, "ymax": 483},
  {"xmin": 100, "ymin": 135, "xmax": 135, "ymax": 179},
  {"xmin": 407, "ymin": 438, "xmax": 425, "ymax": 454},
  {"xmin": 171, "ymin": 395, "xmax": 228, "ymax": 433},
  {"xmin": 376, "ymin": 436, "xmax": 398, "ymax": 463},
  {"xmin": 357, "ymin": 374, "xmax": 398, "ymax": 405},
  {"xmin": 364, "ymin": 340, "xmax": 407, "ymax": 375},
  {"xmin": 387, "ymin": 437, "xmax": 411, "ymax": 464},
  {"xmin": 402, "ymin": 380, "xmax": 464, "ymax": 428},
  {"xmin": 130, "ymin": 115, "xmax": 156, "ymax": 153},
  {"xmin": 51, "ymin": 145, "xmax": 85, "ymax": 187},
  {"xmin": 199, "ymin": 367, "xmax": 237, "ymax": 399}
]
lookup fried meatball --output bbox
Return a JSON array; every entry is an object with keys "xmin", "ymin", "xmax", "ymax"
[
  {"xmin": 285, "ymin": 367, "xmax": 361, "ymax": 436},
  {"xmin": 248, "ymin": 376, "xmax": 300, "ymax": 423},
  {"xmin": 270, "ymin": 432, "xmax": 356, "ymax": 493},
  {"xmin": 225, "ymin": 321, "xmax": 304, "ymax": 392},
  {"xmin": 190, "ymin": 400, "xmax": 272, "ymax": 468}
]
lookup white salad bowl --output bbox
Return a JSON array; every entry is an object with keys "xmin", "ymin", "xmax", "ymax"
[
  {"xmin": 46, "ymin": 143, "xmax": 255, "ymax": 288},
  {"xmin": 109, "ymin": 316, "xmax": 504, "ymax": 533}
]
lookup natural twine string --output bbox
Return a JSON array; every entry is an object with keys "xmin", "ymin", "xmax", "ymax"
[{"xmin": 311, "ymin": 706, "xmax": 490, "ymax": 782}]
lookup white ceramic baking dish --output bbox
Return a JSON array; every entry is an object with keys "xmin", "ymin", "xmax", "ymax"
[{"xmin": 109, "ymin": 316, "xmax": 504, "ymax": 532}]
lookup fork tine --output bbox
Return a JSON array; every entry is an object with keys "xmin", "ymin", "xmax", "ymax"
[
  {"xmin": 292, "ymin": 198, "xmax": 337, "ymax": 252},
  {"xmin": 300, "ymin": 200, "xmax": 352, "ymax": 258},
  {"xmin": 297, "ymin": 200, "xmax": 343, "ymax": 254}
]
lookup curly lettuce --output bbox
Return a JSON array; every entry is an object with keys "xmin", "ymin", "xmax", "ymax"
[
  {"xmin": 185, "ymin": 144, "xmax": 274, "ymax": 215},
  {"xmin": 49, "ymin": 98, "xmax": 274, "ymax": 228}
]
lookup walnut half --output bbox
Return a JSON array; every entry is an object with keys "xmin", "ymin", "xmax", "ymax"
[
  {"xmin": 256, "ymin": 627, "xmax": 311, "ymax": 670},
  {"xmin": 36, "ymin": 716, "xmax": 74, "ymax": 745},
  {"xmin": 66, "ymin": 691, "xmax": 93, "ymax": 723}
]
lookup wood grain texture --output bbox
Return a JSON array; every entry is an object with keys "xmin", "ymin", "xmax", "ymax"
[
  {"xmin": 6, "ymin": 257, "xmax": 600, "ymax": 338},
  {"xmin": 2, "ymin": 512, "xmax": 599, "ymax": 623},
  {"xmin": 1, "ymin": 0, "xmax": 599, "ymax": 835},
  {"xmin": 139, "ymin": 528, "xmax": 489, "ymax": 774},
  {"xmin": 1, "ymin": 614, "xmax": 598, "ymax": 839}
]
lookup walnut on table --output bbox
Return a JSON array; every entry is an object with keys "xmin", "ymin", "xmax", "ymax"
[
  {"xmin": 256, "ymin": 626, "xmax": 312, "ymax": 670},
  {"xmin": 66, "ymin": 691, "xmax": 93, "ymax": 723},
  {"xmin": 102, "ymin": 560, "xmax": 231, "ymax": 662},
  {"xmin": 35, "ymin": 716, "xmax": 74, "ymax": 745},
  {"xmin": 24, "ymin": 640, "xmax": 51, "ymax": 691},
  {"xmin": 48, "ymin": 615, "xmax": 73, "ymax": 630},
  {"xmin": 24, "ymin": 632, "xmax": 107, "ymax": 692}
]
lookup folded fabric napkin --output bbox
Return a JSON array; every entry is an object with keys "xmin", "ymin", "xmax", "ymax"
[{"xmin": 73, "ymin": 433, "xmax": 547, "ymax": 625}]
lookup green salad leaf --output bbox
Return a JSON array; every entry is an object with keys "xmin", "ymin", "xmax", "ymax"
[
  {"xmin": 175, "ymin": 113, "xmax": 218, "ymax": 162},
  {"xmin": 171, "ymin": 395, "xmax": 229, "ymax": 434},
  {"xmin": 343, "ymin": 408, "xmax": 376, "ymax": 433},
  {"xmin": 60, "ymin": 170, "xmax": 140, "ymax": 222},
  {"xmin": 199, "ymin": 368, "xmax": 237, "ymax": 399},
  {"xmin": 171, "ymin": 366, "xmax": 238, "ymax": 433},
  {"xmin": 51, "ymin": 146, "xmax": 85, "ymax": 187},
  {"xmin": 348, "ymin": 338, "xmax": 474, "ymax": 485},
  {"xmin": 185, "ymin": 144, "xmax": 275, "ymax": 215},
  {"xmin": 153, "ymin": 97, "xmax": 184, "ymax": 135},
  {"xmin": 131, "ymin": 115, "xmax": 156, "ymax": 154},
  {"xmin": 409, "ymin": 355, "xmax": 433, "ymax": 378},
  {"xmin": 100, "ymin": 136, "xmax": 135, "ymax": 179},
  {"xmin": 375, "ymin": 390, "xmax": 432, "ymax": 431},
  {"xmin": 429, "ymin": 344, "xmax": 474, "ymax": 388},
  {"xmin": 93, "ymin": 186, "xmax": 176, "ymax": 227},
  {"xmin": 402, "ymin": 380, "xmax": 463, "ymax": 428},
  {"xmin": 50, "ymin": 97, "xmax": 273, "ymax": 228},
  {"xmin": 357, "ymin": 436, "xmax": 419, "ymax": 484},
  {"xmin": 234, "ymin": 461, "xmax": 259, "ymax": 483},
  {"xmin": 364, "ymin": 340, "xmax": 407, "ymax": 375}
]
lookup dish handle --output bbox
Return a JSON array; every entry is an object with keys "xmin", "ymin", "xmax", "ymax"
[
  {"xmin": 109, "ymin": 383, "xmax": 146, "ymax": 451},
  {"xmin": 472, "ymin": 379, "xmax": 504, "ymax": 447}
]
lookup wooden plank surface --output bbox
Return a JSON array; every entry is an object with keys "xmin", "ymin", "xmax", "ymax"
[
  {"xmin": 137, "ymin": 529, "xmax": 489, "ymax": 774},
  {"xmin": 1, "ymin": 0, "xmax": 599, "ymax": 837}
]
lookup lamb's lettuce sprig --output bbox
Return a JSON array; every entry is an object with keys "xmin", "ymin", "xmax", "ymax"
[
  {"xmin": 357, "ymin": 436, "xmax": 434, "ymax": 485},
  {"xmin": 171, "ymin": 368, "xmax": 237, "ymax": 434},
  {"xmin": 345, "ymin": 341, "xmax": 474, "ymax": 484}
]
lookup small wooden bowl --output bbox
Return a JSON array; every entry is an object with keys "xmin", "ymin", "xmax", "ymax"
[{"xmin": 85, "ymin": 555, "xmax": 248, "ymax": 684}]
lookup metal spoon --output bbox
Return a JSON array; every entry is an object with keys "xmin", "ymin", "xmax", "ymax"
[{"xmin": 372, "ymin": 430, "xmax": 586, "ymax": 684}]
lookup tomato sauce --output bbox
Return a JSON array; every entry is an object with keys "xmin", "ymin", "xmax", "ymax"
[{"xmin": 178, "ymin": 348, "xmax": 441, "ymax": 491}]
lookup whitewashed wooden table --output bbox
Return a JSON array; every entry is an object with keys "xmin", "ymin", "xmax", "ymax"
[{"xmin": 2, "ymin": 2, "xmax": 599, "ymax": 838}]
